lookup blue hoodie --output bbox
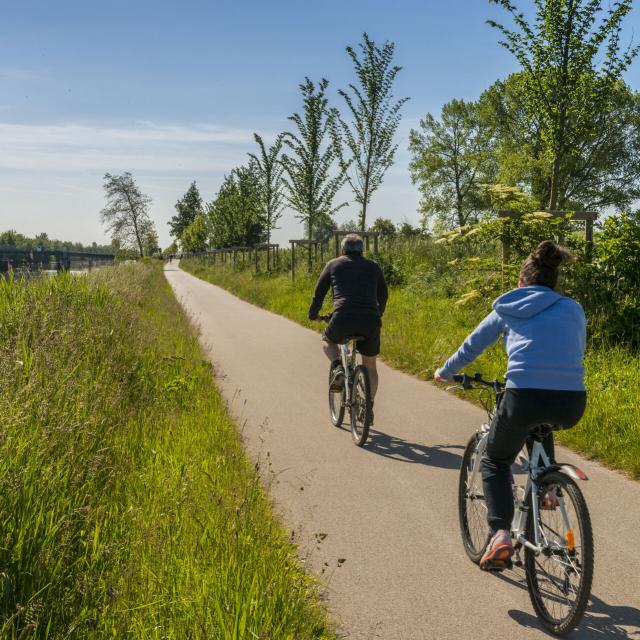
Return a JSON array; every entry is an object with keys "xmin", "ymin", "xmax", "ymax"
[{"xmin": 437, "ymin": 286, "xmax": 586, "ymax": 391}]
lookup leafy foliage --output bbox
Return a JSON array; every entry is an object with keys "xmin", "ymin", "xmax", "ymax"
[
  {"xmin": 0, "ymin": 229, "xmax": 114, "ymax": 254},
  {"xmin": 207, "ymin": 164, "xmax": 264, "ymax": 248},
  {"xmin": 248, "ymin": 134, "xmax": 286, "ymax": 267},
  {"xmin": 331, "ymin": 33, "xmax": 409, "ymax": 231},
  {"xmin": 169, "ymin": 181, "xmax": 203, "ymax": 243},
  {"xmin": 488, "ymin": 0, "xmax": 640, "ymax": 209},
  {"xmin": 409, "ymin": 99, "xmax": 495, "ymax": 231},
  {"xmin": 281, "ymin": 78, "xmax": 347, "ymax": 260},
  {"xmin": 181, "ymin": 214, "xmax": 209, "ymax": 252}
]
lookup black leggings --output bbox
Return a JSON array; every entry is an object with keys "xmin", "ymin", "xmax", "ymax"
[{"xmin": 482, "ymin": 388, "xmax": 587, "ymax": 533}]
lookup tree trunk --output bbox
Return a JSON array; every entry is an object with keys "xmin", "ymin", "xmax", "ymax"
[
  {"xmin": 307, "ymin": 215, "xmax": 313, "ymax": 273},
  {"xmin": 266, "ymin": 227, "xmax": 271, "ymax": 271},
  {"xmin": 548, "ymin": 154, "xmax": 561, "ymax": 210}
]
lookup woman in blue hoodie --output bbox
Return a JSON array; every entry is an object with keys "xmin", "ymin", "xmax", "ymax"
[{"xmin": 435, "ymin": 240, "xmax": 587, "ymax": 570}]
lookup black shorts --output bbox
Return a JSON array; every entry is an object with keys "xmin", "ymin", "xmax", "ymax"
[{"xmin": 324, "ymin": 313, "xmax": 381, "ymax": 357}]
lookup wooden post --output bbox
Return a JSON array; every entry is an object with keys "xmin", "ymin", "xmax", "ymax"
[
  {"xmin": 374, "ymin": 234, "xmax": 379, "ymax": 256},
  {"xmin": 585, "ymin": 216, "xmax": 594, "ymax": 261},
  {"xmin": 254, "ymin": 247, "xmax": 258, "ymax": 273},
  {"xmin": 290, "ymin": 241, "xmax": 296, "ymax": 282}
]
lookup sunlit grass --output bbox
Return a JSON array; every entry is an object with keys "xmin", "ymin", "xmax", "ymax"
[
  {"xmin": 181, "ymin": 259, "xmax": 640, "ymax": 479},
  {"xmin": 0, "ymin": 264, "xmax": 335, "ymax": 638}
]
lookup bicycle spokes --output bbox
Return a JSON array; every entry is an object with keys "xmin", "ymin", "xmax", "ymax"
[{"xmin": 525, "ymin": 475, "xmax": 593, "ymax": 634}]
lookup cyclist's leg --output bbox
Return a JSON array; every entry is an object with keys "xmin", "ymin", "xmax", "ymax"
[
  {"xmin": 361, "ymin": 355, "xmax": 378, "ymax": 399},
  {"xmin": 481, "ymin": 390, "xmax": 533, "ymax": 534},
  {"xmin": 321, "ymin": 335, "xmax": 339, "ymax": 362},
  {"xmin": 322, "ymin": 316, "xmax": 344, "ymax": 363},
  {"xmin": 356, "ymin": 316, "xmax": 381, "ymax": 399}
]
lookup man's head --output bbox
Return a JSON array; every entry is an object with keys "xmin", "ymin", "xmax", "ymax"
[{"xmin": 341, "ymin": 233, "xmax": 364, "ymax": 255}]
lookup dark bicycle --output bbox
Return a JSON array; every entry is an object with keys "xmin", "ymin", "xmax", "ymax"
[
  {"xmin": 319, "ymin": 315, "xmax": 372, "ymax": 446},
  {"xmin": 452, "ymin": 372, "xmax": 594, "ymax": 636}
]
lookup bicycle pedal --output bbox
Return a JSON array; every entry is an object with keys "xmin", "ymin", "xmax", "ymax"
[{"xmin": 480, "ymin": 558, "xmax": 513, "ymax": 572}]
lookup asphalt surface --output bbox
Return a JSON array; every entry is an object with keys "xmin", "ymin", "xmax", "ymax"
[{"xmin": 165, "ymin": 263, "xmax": 640, "ymax": 640}]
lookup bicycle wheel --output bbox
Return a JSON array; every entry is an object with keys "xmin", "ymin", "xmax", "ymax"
[
  {"xmin": 525, "ymin": 471, "xmax": 593, "ymax": 636},
  {"xmin": 458, "ymin": 432, "xmax": 490, "ymax": 564},
  {"xmin": 328, "ymin": 363, "xmax": 345, "ymax": 427},
  {"xmin": 350, "ymin": 365, "xmax": 371, "ymax": 446}
]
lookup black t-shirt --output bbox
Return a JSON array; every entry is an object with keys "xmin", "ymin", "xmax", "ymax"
[{"xmin": 308, "ymin": 253, "xmax": 388, "ymax": 320}]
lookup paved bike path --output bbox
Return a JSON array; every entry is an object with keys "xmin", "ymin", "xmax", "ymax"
[{"xmin": 165, "ymin": 264, "xmax": 640, "ymax": 640}]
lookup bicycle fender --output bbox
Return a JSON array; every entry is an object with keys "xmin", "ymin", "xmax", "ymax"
[{"xmin": 541, "ymin": 464, "xmax": 589, "ymax": 482}]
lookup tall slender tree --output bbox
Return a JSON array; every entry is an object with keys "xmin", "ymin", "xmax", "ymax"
[
  {"xmin": 169, "ymin": 181, "xmax": 202, "ymax": 243},
  {"xmin": 282, "ymin": 78, "xmax": 347, "ymax": 271},
  {"xmin": 332, "ymin": 33, "xmax": 409, "ymax": 231},
  {"xmin": 248, "ymin": 133, "xmax": 286, "ymax": 269},
  {"xmin": 488, "ymin": 0, "xmax": 639, "ymax": 210},
  {"xmin": 100, "ymin": 172, "xmax": 153, "ymax": 258}
]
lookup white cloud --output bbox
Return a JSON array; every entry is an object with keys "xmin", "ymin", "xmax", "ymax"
[
  {"xmin": 0, "ymin": 121, "xmax": 261, "ymax": 172},
  {"xmin": 0, "ymin": 119, "xmax": 421, "ymax": 248}
]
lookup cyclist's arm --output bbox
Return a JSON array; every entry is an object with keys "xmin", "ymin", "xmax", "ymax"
[
  {"xmin": 436, "ymin": 311, "xmax": 504, "ymax": 380},
  {"xmin": 308, "ymin": 265, "xmax": 331, "ymax": 320},
  {"xmin": 377, "ymin": 266, "xmax": 389, "ymax": 316}
]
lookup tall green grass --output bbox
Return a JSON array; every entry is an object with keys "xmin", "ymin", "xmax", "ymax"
[
  {"xmin": 181, "ymin": 259, "xmax": 640, "ymax": 479},
  {"xmin": 0, "ymin": 264, "xmax": 334, "ymax": 638}
]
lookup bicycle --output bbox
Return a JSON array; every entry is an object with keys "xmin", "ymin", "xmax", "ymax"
[
  {"xmin": 452, "ymin": 372, "xmax": 594, "ymax": 636},
  {"xmin": 319, "ymin": 315, "xmax": 372, "ymax": 446}
]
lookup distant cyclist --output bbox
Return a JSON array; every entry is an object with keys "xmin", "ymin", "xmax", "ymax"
[
  {"xmin": 309, "ymin": 234, "xmax": 388, "ymax": 424},
  {"xmin": 435, "ymin": 241, "xmax": 587, "ymax": 570}
]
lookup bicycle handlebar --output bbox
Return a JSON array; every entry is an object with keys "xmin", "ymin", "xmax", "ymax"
[{"xmin": 450, "ymin": 372, "xmax": 504, "ymax": 392}]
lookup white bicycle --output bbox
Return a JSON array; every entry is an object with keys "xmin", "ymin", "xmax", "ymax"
[{"xmin": 453, "ymin": 372, "xmax": 594, "ymax": 636}]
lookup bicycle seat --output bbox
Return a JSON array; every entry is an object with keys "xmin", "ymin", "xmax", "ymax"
[
  {"xmin": 343, "ymin": 335, "xmax": 366, "ymax": 343},
  {"xmin": 529, "ymin": 424, "xmax": 561, "ymax": 440}
]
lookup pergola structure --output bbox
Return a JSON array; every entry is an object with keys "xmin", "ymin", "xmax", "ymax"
[
  {"xmin": 332, "ymin": 230, "xmax": 380, "ymax": 257},
  {"xmin": 289, "ymin": 239, "xmax": 327, "ymax": 281},
  {"xmin": 498, "ymin": 210, "xmax": 597, "ymax": 263},
  {"xmin": 253, "ymin": 243, "xmax": 280, "ymax": 271}
]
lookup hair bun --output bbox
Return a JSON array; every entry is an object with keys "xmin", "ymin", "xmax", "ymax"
[{"xmin": 532, "ymin": 240, "xmax": 572, "ymax": 268}]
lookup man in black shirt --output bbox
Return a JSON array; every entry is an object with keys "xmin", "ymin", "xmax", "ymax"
[{"xmin": 308, "ymin": 234, "xmax": 388, "ymax": 414}]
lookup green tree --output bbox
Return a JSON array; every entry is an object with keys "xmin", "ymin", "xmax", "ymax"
[
  {"xmin": 207, "ymin": 165, "xmax": 264, "ymax": 248},
  {"xmin": 488, "ymin": 0, "xmax": 639, "ymax": 210},
  {"xmin": 409, "ymin": 99, "xmax": 495, "ymax": 231},
  {"xmin": 100, "ymin": 172, "xmax": 153, "ymax": 258},
  {"xmin": 248, "ymin": 134, "xmax": 285, "ymax": 269},
  {"xmin": 142, "ymin": 223, "xmax": 160, "ymax": 256},
  {"xmin": 282, "ymin": 78, "xmax": 347, "ymax": 271},
  {"xmin": 169, "ymin": 182, "xmax": 203, "ymax": 244},
  {"xmin": 371, "ymin": 217, "xmax": 397, "ymax": 238},
  {"xmin": 331, "ymin": 33, "xmax": 409, "ymax": 231},
  {"xmin": 0, "ymin": 230, "xmax": 20, "ymax": 246},
  {"xmin": 181, "ymin": 214, "xmax": 209, "ymax": 252}
]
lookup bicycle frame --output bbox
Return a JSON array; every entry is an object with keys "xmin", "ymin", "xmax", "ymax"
[
  {"xmin": 338, "ymin": 339, "xmax": 359, "ymax": 405},
  {"xmin": 468, "ymin": 426, "xmax": 574, "ymax": 557}
]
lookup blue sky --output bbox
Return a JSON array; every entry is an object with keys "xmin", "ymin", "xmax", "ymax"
[{"xmin": 1, "ymin": 0, "xmax": 639, "ymax": 247}]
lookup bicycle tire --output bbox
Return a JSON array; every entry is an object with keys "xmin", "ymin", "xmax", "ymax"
[
  {"xmin": 524, "ymin": 471, "xmax": 593, "ymax": 636},
  {"xmin": 328, "ymin": 363, "xmax": 345, "ymax": 427},
  {"xmin": 350, "ymin": 365, "xmax": 371, "ymax": 446},
  {"xmin": 458, "ymin": 432, "xmax": 490, "ymax": 563}
]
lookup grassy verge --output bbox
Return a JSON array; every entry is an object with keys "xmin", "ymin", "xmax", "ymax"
[
  {"xmin": 0, "ymin": 263, "xmax": 334, "ymax": 638},
  {"xmin": 180, "ymin": 259, "xmax": 640, "ymax": 479}
]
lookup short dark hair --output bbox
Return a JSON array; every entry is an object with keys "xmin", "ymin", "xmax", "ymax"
[
  {"xmin": 519, "ymin": 240, "xmax": 575, "ymax": 289},
  {"xmin": 341, "ymin": 233, "xmax": 364, "ymax": 254}
]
